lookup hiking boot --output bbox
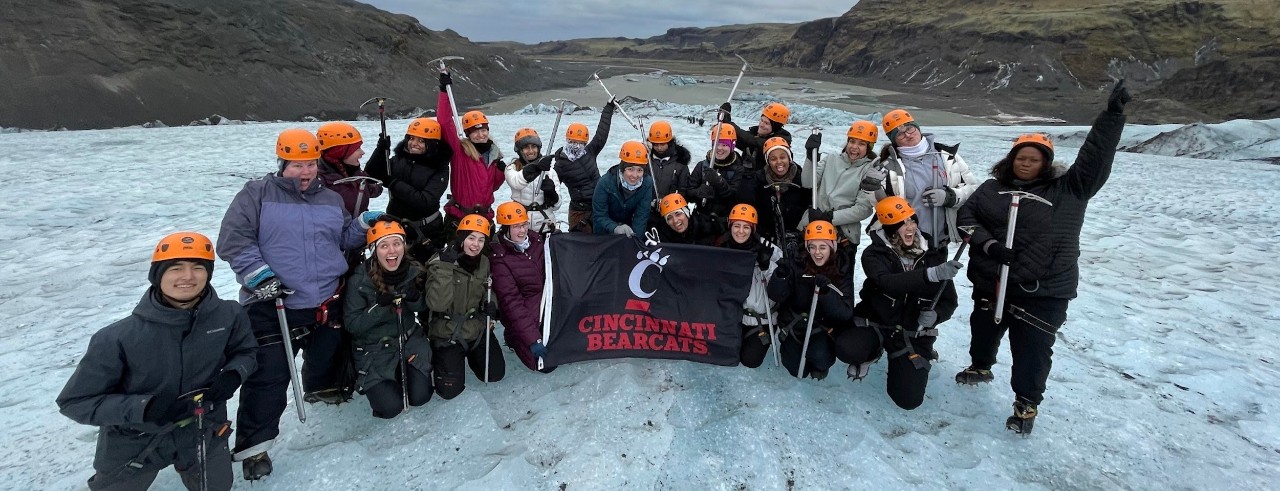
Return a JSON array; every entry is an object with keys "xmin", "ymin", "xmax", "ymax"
[
  {"xmin": 1005, "ymin": 398, "xmax": 1038, "ymax": 436},
  {"xmin": 303, "ymin": 388, "xmax": 351, "ymax": 405},
  {"xmin": 954, "ymin": 366, "xmax": 994, "ymax": 385},
  {"xmin": 242, "ymin": 452, "xmax": 272, "ymax": 481},
  {"xmin": 846, "ymin": 361, "xmax": 873, "ymax": 381},
  {"xmin": 808, "ymin": 369, "xmax": 829, "ymax": 381},
  {"xmin": 926, "ymin": 349, "xmax": 939, "ymax": 361}
]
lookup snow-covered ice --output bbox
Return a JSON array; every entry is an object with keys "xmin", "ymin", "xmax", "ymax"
[{"xmin": 2, "ymin": 113, "xmax": 1278, "ymax": 489}]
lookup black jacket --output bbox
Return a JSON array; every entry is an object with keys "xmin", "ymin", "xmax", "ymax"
[
  {"xmin": 736, "ymin": 123, "xmax": 793, "ymax": 170},
  {"xmin": 366, "ymin": 139, "xmax": 452, "ymax": 222},
  {"xmin": 755, "ymin": 164, "xmax": 811, "ymax": 243},
  {"xmin": 855, "ymin": 230, "xmax": 958, "ymax": 330},
  {"xmin": 649, "ymin": 142, "xmax": 694, "ymax": 200},
  {"xmin": 690, "ymin": 151, "xmax": 762, "ymax": 219},
  {"xmin": 958, "ymin": 109, "xmax": 1124, "ymax": 300},
  {"xmin": 767, "ymin": 252, "xmax": 855, "ymax": 331},
  {"xmin": 554, "ymin": 103, "xmax": 615, "ymax": 211},
  {"xmin": 652, "ymin": 211, "xmax": 723, "ymax": 246}
]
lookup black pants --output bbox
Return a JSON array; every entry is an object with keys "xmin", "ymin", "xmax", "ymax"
[
  {"xmin": 833, "ymin": 326, "xmax": 935, "ymax": 410},
  {"xmin": 739, "ymin": 323, "xmax": 771, "ymax": 368},
  {"xmin": 364, "ymin": 365, "xmax": 434, "ymax": 419},
  {"xmin": 302, "ymin": 321, "xmax": 352, "ymax": 394},
  {"xmin": 780, "ymin": 325, "xmax": 835, "ymax": 378},
  {"xmin": 87, "ymin": 423, "xmax": 233, "ymax": 491},
  {"xmin": 968, "ymin": 296, "xmax": 1068, "ymax": 406},
  {"xmin": 432, "ymin": 332, "xmax": 506, "ymax": 400},
  {"xmin": 233, "ymin": 301, "xmax": 322, "ymax": 457}
]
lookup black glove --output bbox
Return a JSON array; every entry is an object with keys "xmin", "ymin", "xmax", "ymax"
[
  {"xmin": 860, "ymin": 165, "xmax": 887, "ymax": 192},
  {"xmin": 251, "ymin": 277, "xmax": 284, "ymax": 301},
  {"xmin": 483, "ymin": 300, "xmax": 501, "ymax": 318},
  {"xmin": 756, "ymin": 246, "xmax": 774, "ymax": 271},
  {"xmin": 805, "ymin": 133, "xmax": 821, "ymax": 153},
  {"xmin": 534, "ymin": 155, "xmax": 554, "ymax": 172},
  {"xmin": 205, "ymin": 371, "xmax": 242, "ymax": 403},
  {"xmin": 143, "ymin": 395, "xmax": 198, "ymax": 424},
  {"xmin": 984, "ymin": 240, "xmax": 1018, "ymax": 265},
  {"xmin": 376, "ymin": 135, "xmax": 391, "ymax": 153},
  {"xmin": 437, "ymin": 245, "xmax": 460, "ymax": 264},
  {"xmin": 1107, "ymin": 79, "xmax": 1132, "ymax": 114},
  {"xmin": 773, "ymin": 262, "xmax": 793, "ymax": 280},
  {"xmin": 718, "ymin": 102, "xmax": 732, "ymax": 123},
  {"xmin": 608, "ymin": 96, "xmax": 619, "ymax": 108},
  {"xmin": 530, "ymin": 342, "xmax": 549, "ymax": 359},
  {"xmin": 807, "ymin": 208, "xmax": 833, "ymax": 223},
  {"xmin": 811, "ymin": 274, "xmax": 831, "ymax": 291},
  {"xmin": 704, "ymin": 168, "xmax": 727, "ymax": 189},
  {"xmin": 540, "ymin": 177, "xmax": 560, "ymax": 208},
  {"xmin": 401, "ymin": 288, "xmax": 422, "ymax": 303},
  {"xmin": 376, "ymin": 291, "xmax": 400, "ymax": 307},
  {"xmin": 439, "ymin": 71, "xmax": 452, "ymax": 92}
]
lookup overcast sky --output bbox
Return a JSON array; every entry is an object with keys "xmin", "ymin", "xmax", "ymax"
[{"xmin": 362, "ymin": 0, "xmax": 857, "ymax": 44}]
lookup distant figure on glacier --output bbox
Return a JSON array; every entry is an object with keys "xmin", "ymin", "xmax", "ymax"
[
  {"xmin": 57, "ymin": 232, "xmax": 256, "ymax": 491},
  {"xmin": 506, "ymin": 128, "xmax": 560, "ymax": 234},
  {"xmin": 954, "ymin": 80, "xmax": 1131, "ymax": 436},
  {"xmin": 365, "ymin": 117, "xmax": 453, "ymax": 263},
  {"xmin": 553, "ymin": 98, "xmax": 617, "ymax": 233},
  {"xmin": 875, "ymin": 109, "xmax": 980, "ymax": 250},
  {"xmin": 438, "ymin": 68, "xmax": 504, "ymax": 228}
]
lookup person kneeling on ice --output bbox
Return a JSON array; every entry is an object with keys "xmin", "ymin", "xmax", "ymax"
[
  {"xmin": 767, "ymin": 221, "xmax": 854, "ymax": 379},
  {"xmin": 592, "ymin": 141, "xmax": 655, "ymax": 237},
  {"xmin": 955, "ymin": 80, "xmax": 1131, "ymax": 436},
  {"xmin": 713, "ymin": 204, "xmax": 782, "ymax": 368},
  {"xmin": 506, "ymin": 128, "xmax": 560, "ymax": 234},
  {"xmin": 832, "ymin": 197, "xmax": 961, "ymax": 410},
  {"xmin": 489, "ymin": 201, "xmax": 555, "ymax": 373},
  {"xmin": 650, "ymin": 192, "xmax": 721, "ymax": 245},
  {"xmin": 426, "ymin": 215, "xmax": 506, "ymax": 398},
  {"xmin": 343, "ymin": 220, "xmax": 434, "ymax": 419},
  {"xmin": 58, "ymin": 232, "xmax": 257, "ymax": 491},
  {"xmin": 365, "ymin": 117, "xmax": 454, "ymax": 264}
]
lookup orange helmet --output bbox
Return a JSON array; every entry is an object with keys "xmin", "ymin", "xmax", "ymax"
[
  {"xmin": 457, "ymin": 214, "xmax": 491, "ymax": 237},
  {"xmin": 152, "ymin": 232, "xmax": 215, "ymax": 262},
  {"xmin": 565, "ymin": 122, "xmax": 590, "ymax": 143},
  {"xmin": 712, "ymin": 123, "xmax": 736, "ymax": 141},
  {"xmin": 316, "ymin": 122, "xmax": 362, "ymax": 150},
  {"xmin": 366, "ymin": 220, "xmax": 406, "ymax": 247},
  {"xmin": 846, "ymin": 120, "xmax": 877, "ymax": 144},
  {"xmin": 805, "ymin": 221, "xmax": 837, "ymax": 242},
  {"xmin": 762, "ymin": 102, "xmax": 790, "ymax": 125},
  {"xmin": 495, "ymin": 201, "xmax": 529, "ymax": 226},
  {"xmin": 763, "ymin": 136, "xmax": 790, "ymax": 158},
  {"xmin": 619, "ymin": 140, "xmax": 649, "ymax": 165},
  {"xmin": 461, "ymin": 111, "xmax": 489, "ymax": 131},
  {"xmin": 875, "ymin": 196, "xmax": 916, "ymax": 225},
  {"xmin": 514, "ymin": 128, "xmax": 542, "ymax": 152},
  {"xmin": 882, "ymin": 109, "xmax": 915, "ymax": 134},
  {"xmin": 276, "ymin": 128, "xmax": 321, "ymax": 161},
  {"xmin": 728, "ymin": 204, "xmax": 758, "ymax": 225},
  {"xmin": 659, "ymin": 193, "xmax": 688, "ymax": 218},
  {"xmin": 406, "ymin": 117, "xmax": 442, "ymax": 140},
  {"xmin": 1012, "ymin": 133, "xmax": 1055, "ymax": 162},
  {"xmin": 648, "ymin": 120, "xmax": 674, "ymax": 144}
]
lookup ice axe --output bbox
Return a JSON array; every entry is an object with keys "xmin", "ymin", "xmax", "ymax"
[
  {"xmin": 393, "ymin": 297, "xmax": 410, "ymax": 413},
  {"xmin": 993, "ymin": 191, "xmax": 1052, "ymax": 324},
  {"xmin": 725, "ymin": 54, "xmax": 750, "ymax": 105},
  {"xmin": 334, "ymin": 175, "xmax": 383, "ymax": 215},
  {"xmin": 926, "ymin": 225, "xmax": 976, "ymax": 311},
  {"xmin": 589, "ymin": 69, "xmax": 642, "ymax": 136},
  {"xmin": 430, "ymin": 56, "xmax": 465, "ymax": 137},
  {"xmin": 359, "ymin": 96, "xmax": 395, "ymax": 175},
  {"xmin": 273, "ymin": 291, "xmax": 307, "ymax": 423},
  {"xmin": 804, "ymin": 126, "xmax": 823, "ymax": 205}
]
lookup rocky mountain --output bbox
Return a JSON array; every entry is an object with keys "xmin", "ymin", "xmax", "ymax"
[
  {"xmin": 519, "ymin": 0, "xmax": 1279, "ymax": 124},
  {"xmin": 0, "ymin": 0, "xmax": 568, "ymax": 129}
]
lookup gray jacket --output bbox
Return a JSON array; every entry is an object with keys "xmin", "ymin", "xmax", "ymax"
[{"xmin": 801, "ymin": 152, "xmax": 878, "ymax": 244}]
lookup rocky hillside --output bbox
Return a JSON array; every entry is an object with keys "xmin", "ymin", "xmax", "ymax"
[
  {"xmin": 0, "ymin": 0, "xmax": 567, "ymax": 129},
  {"xmin": 519, "ymin": 0, "xmax": 1280, "ymax": 123}
]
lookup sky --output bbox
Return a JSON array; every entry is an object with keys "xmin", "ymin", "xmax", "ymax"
[{"xmin": 361, "ymin": 0, "xmax": 858, "ymax": 44}]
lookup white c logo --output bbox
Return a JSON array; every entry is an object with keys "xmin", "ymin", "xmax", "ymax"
[{"xmin": 628, "ymin": 249, "xmax": 670, "ymax": 299}]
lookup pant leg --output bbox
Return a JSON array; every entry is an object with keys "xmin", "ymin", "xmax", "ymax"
[
  {"xmin": 234, "ymin": 301, "xmax": 305, "ymax": 457},
  {"xmin": 779, "ymin": 327, "xmax": 834, "ymax": 378},
  {"xmin": 968, "ymin": 298, "xmax": 1009, "ymax": 370},
  {"xmin": 568, "ymin": 209, "xmax": 592, "ymax": 234},
  {"xmin": 1007, "ymin": 298, "xmax": 1068, "ymax": 405},
  {"xmin": 88, "ymin": 468, "xmax": 161, "ymax": 491},
  {"xmin": 739, "ymin": 323, "xmax": 771, "ymax": 369},
  {"xmin": 302, "ymin": 321, "xmax": 344, "ymax": 393},
  {"xmin": 175, "ymin": 427, "xmax": 233, "ymax": 491},
  {"xmin": 363, "ymin": 380, "xmax": 406, "ymax": 419},
  {"xmin": 406, "ymin": 363, "xmax": 434, "ymax": 407},
  {"xmin": 831, "ymin": 326, "xmax": 883, "ymax": 366},
  {"xmin": 466, "ymin": 332, "xmax": 506, "ymax": 383},
  {"xmin": 432, "ymin": 344, "xmax": 468, "ymax": 400},
  {"xmin": 885, "ymin": 336, "xmax": 935, "ymax": 410}
]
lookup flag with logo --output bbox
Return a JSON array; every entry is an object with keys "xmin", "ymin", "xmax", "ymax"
[{"xmin": 541, "ymin": 234, "xmax": 754, "ymax": 367}]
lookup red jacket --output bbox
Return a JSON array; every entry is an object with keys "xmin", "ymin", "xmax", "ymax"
[
  {"xmin": 489, "ymin": 231, "xmax": 546, "ymax": 370},
  {"xmin": 438, "ymin": 91, "xmax": 504, "ymax": 220}
]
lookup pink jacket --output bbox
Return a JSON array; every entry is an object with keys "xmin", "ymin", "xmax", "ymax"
[{"xmin": 438, "ymin": 91, "xmax": 504, "ymax": 220}]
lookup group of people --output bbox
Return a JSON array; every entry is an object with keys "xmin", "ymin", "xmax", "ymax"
[{"xmin": 56, "ymin": 67, "xmax": 1132, "ymax": 489}]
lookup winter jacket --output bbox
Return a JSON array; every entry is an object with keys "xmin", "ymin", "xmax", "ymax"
[
  {"xmin": 343, "ymin": 262, "xmax": 432, "ymax": 393},
  {"xmin": 490, "ymin": 231, "xmax": 547, "ymax": 369},
  {"xmin": 755, "ymin": 163, "xmax": 811, "ymax": 243},
  {"xmin": 438, "ymin": 91, "xmax": 505, "ymax": 220},
  {"xmin": 715, "ymin": 234, "xmax": 782, "ymax": 327},
  {"xmin": 651, "ymin": 211, "xmax": 723, "ymax": 245},
  {"xmin": 592, "ymin": 164, "xmax": 655, "ymax": 235},
  {"xmin": 690, "ymin": 150, "xmax": 761, "ymax": 219},
  {"xmin": 736, "ymin": 123, "xmax": 793, "ymax": 170},
  {"xmin": 767, "ymin": 252, "xmax": 855, "ymax": 334},
  {"xmin": 648, "ymin": 142, "xmax": 694, "ymax": 202},
  {"xmin": 879, "ymin": 135, "xmax": 980, "ymax": 245},
  {"xmin": 425, "ymin": 253, "xmax": 492, "ymax": 347},
  {"xmin": 58, "ymin": 287, "xmax": 257, "ymax": 435},
  {"xmin": 959, "ymin": 109, "xmax": 1125, "ymax": 300},
  {"xmin": 554, "ymin": 103, "xmax": 615, "ymax": 211},
  {"xmin": 855, "ymin": 227, "xmax": 958, "ymax": 331},
  {"xmin": 218, "ymin": 173, "xmax": 367, "ymax": 308},
  {"xmin": 318, "ymin": 158, "xmax": 384, "ymax": 217},
  {"xmin": 801, "ymin": 152, "xmax": 878, "ymax": 244},
  {"xmin": 365, "ymin": 138, "xmax": 452, "ymax": 223},
  {"xmin": 507, "ymin": 157, "xmax": 561, "ymax": 231}
]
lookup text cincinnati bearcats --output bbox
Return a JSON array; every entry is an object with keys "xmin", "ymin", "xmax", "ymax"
[{"xmin": 578, "ymin": 313, "xmax": 718, "ymax": 355}]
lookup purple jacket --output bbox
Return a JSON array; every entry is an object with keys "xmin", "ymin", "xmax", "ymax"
[
  {"xmin": 218, "ymin": 173, "xmax": 367, "ymax": 309},
  {"xmin": 489, "ymin": 231, "xmax": 546, "ymax": 370},
  {"xmin": 319, "ymin": 160, "xmax": 383, "ymax": 216}
]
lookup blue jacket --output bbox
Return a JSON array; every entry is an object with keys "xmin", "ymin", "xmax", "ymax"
[
  {"xmin": 218, "ymin": 173, "xmax": 367, "ymax": 308},
  {"xmin": 592, "ymin": 164, "xmax": 654, "ymax": 235}
]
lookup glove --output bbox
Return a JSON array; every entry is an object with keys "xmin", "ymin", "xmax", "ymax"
[
  {"xmin": 918, "ymin": 309, "xmax": 939, "ymax": 329},
  {"xmin": 614, "ymin": 224, "xmax": 634, "ymax": 237},
  {"xmin": 143, "ymin": 395, "xmax": 198, "ymax": 424},
  {"xmin": 984, "ymin": 240, "xmax": 1018, "ymax": 265},
  {"xmin": 921, "ymin": 187, "xmax": 956, "ymax": 207},
  {"xmin": 755, "ymin": 246, "xmax": 774, "ymax": 271},
  {"xmin": 718, "ymin": 102, "xmax": 732, "ymax": 123},
  {"xmin": 251, "ymin": 276, "xmax": 284, "ymax": 301},
  {"xmin": 608, "ymin": 96, "xmax": 618, "ymax": 108},
  {"xmin": 361, "ymin": 210, "xmax": 392, "ymax": 227},
  {"xmin": 807, "ymin": 208, "xmax": 833, "ymax": 223},
  {"xmin": 773, "ymin": 262, "xmax": 794, "ymax": 280},
  {"xmin": 860, "ymin": 165, "xmax": 887, "ymax": 192},
  {"xmin": 926, "ymin": 260, "xmax": 964, "ymax": 282},
  {"xmin": 376, "ymin": 135, "xmax": 391, "ymax": 153},
  {"xmin": 401, "ymin": 288, "xmax": 422, "ymax": 303},
  {"xmin": 534, "ymin": 155, "xmax": 553, "ymax": 172},
  {"xmin": 439, "ymin": 71, "xmax": 452, "ymax": 91},
  {"xmin": 1107, "ymin": 79, "xmax": 1132, "ymax": 114},
  {"xmin": 540, "ymin": 177, "xmax": 560, "ymax": 208},
  {"xmin": 805, "ymin": 133, "xmax": 821, "ymax": 152},
  {"xmin": 376, "ymin": 291, "xmax": 400, "ymax": 307},
  {"xmin": 811, "ymin": 274, "xmax": 831, "ymax": 291},
  {"xmin": 704, "ymin": 168, "xmax": 727, "ymax": 189},
  {"xmin": 437, "ymin": 244, "xmax": 460, "ymax": 264},
  {"xmin": 204, "ymin": 371, "xmax": 242, "ymax": 403},
  {"xmin": 483, "ymin": 300, "xmax": 501, "ymax": 319},
  {"xmin": 530, "ymin": 342, "xmax": 549, "ymax": 359}
]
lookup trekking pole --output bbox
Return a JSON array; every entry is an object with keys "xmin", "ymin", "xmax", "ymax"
[
  {"xmin": 394, "ymin": 297, "xmax": 409, "ymax": 412},
  {"xmin": 334, "ymin": 175, "xmax": 383, "ymax": 216},
  {"xmin": 725, "ymin": 54, "xmax": 750, "ymax": 105},
  {"xmin": 993, "ymin": 191, "xmax": 1052, "ymax": 324},
  {"xmin": 927, "ymin": 226, "xmax": 976, "ymax": 310},
  {"xmin": 589, "ymin": 70, "xmax": 640, "ymax": 131},
  {"xmin": 359, "ymin": 96, "xmax": 395, "ymax": 175},
  {"xmin": 430, "ymin": 56, "xmax": 466, "ymax": 137},
  {"xmin": 193, "ymin": 392, "xmax": 207, "ymax": 491},
  {"xmin": 763, "ymin": 279, "xmax": 781, "ymax": 367},
  {"xmin": 483, "ymin": 278, "xmax": 493, "ymax": 383},
  {"xmin": 274, "ymin": 292, "xmax": 307, "ymax": 422},
  {"xmin": 796, "ymin": 278, "xmax": 822, "ymax": 379}
]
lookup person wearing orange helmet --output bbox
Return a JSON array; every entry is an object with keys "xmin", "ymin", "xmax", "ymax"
[
  {"xmin": 650, "ymin": 192, "xmax": 722, "ymax": 245},
  {"xmin": 365, "ymin": 117, "xmax": 454, "ymax": 263},
  {"xmin": 766, "ymin": 220, "xmax": 854, "ymax": 380},
  {"xmin": 689, "ymin": 122, "xmax": 759, "ymax": 225},
  {"xmin": 755, "ymin": 136, "xmax": 811, "ymax": 246},
  {"xmin": 425, "ymin": 215, "xmax": 505, "ymax": 398},
  {"xmin": 592, "ymin": 141, "xmax": 655, "ymax": 236},
  {"xmin": 800, "ymin": 120, "xmax": 884, "ymax": 249},
  {"xmin": 343, "ymin": 219, "xmax": 433, "ymax": 419},
  {"xmin": 716, "ymin": 101, "xmax": 794, "ymax": 170},
  {"xmin": 714, "ymin": 204, "xmax": 783, "ymax": 368},
  {"xmin": 955, "ymin": 81, "xmax": 1131, "ymax": 435},
  {"xmin": 875, "ymin": 109, "xmax": 980, "ymax": 250},
  {"xmin": 489, "ymin": 202, "xmax": 554, "ymax": 372},
  {"xmin": 58, "ymin": 232, "xmax": 256, "ymax": 491},
  {"xmin": 506, "ymin": 128, "xmax": 560, "ymax": 234},
  {"xmin": 553, "ymin": 98, "xmax": 618, "ymax": 233},
  {"xmin": 437, "ymin": 69, "xmax": 505, "ymax": 224},
  {"xmin": 316, "ymin": 121, "xmax": 384, "ymax": 218},
  {"xmin": 829, "ymin": 196, "xmax": 961, "ymax": 409},
  {"xmin": 645, "ymin": 120, "xmax": 695, "ymax": 227}
]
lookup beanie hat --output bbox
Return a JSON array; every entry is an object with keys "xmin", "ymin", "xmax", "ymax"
[
  {"xmin": 149, "ymin": 259, "xmax": 215, "ymax": 288},
  {"xmin": 887, "ymin": 122, "xmax": 920, "ymax": 143},
  {"xmin": 322, "ymin": 143, "xmax": 361, "ymax": 164}
]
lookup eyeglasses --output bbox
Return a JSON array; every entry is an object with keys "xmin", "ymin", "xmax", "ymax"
[{"xmin": 894, "ymin": 126, "xmax": 918, "ymax": 140}]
